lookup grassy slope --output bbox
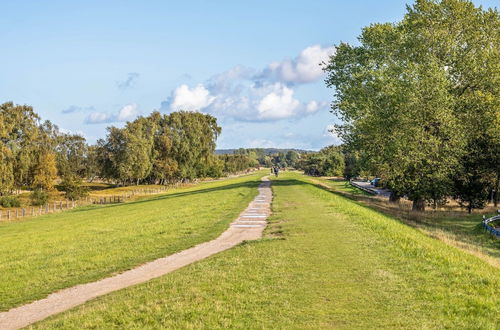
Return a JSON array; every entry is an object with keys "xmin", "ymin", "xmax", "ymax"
[
  {"xmin": 0, "ymin": 172, "xmax": 265, "ymax": 311},
  {"xmin": 315, "ymin": 178, "xmax": 500, "ymax": 267},
  {"xmin": 34, "ymin": 172, "xmax": 500, "ymax": 329}
]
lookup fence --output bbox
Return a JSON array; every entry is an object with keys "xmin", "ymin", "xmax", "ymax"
[
  {"xmin": 482, "ymin": 211, "xmax": 500, "ymax": 238},
  {"xmin": 0, "ymin": 200, "xmax": 79, "ymax": 221},
  {"xmin": 0, "ymin": 186, "xmax": 168, "ymax": 222}
]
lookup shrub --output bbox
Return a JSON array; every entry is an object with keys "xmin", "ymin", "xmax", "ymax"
[
  {"xmin": 0, "ymin": 196, "xmax": 21, "ymax": 208},
  {"xmin": 30, "ymin": 189, "xmax": 49, "ymax": 206},
  {"xmin": 60, "ymin": 176, "xmax": 89, "ymax": 200}
]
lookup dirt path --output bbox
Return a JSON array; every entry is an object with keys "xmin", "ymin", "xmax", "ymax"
[{"xmin": 0, "ymin": 178, "xmax": 272, "ymax": 330}]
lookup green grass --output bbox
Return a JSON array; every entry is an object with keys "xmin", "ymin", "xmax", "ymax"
[
  {"xmin": 33, "ymin": 172, "xmax": 500, "ymax": 329},
  {"xmin": 0, "ymin": 171, "xmax": 265, "ymax": 311},
  {"xmin": 314, "ymin": 177, "xmax": 500, "ymax": 266}
]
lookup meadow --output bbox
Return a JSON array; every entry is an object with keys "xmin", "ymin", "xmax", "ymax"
[
  {"xmin": 32, "ymin": 172, "xmax": 500, "ymax": 329},
  {"xmin": 0, "ymin": 172, "xmax": 265, "ymax": 311}
]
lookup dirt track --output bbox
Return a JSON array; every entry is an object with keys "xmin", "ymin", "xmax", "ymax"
[{"xmin": 0, "ymin": 177, "xmax": 272, "ymax": 330}]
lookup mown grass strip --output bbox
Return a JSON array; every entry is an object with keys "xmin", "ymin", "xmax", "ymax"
[
  {"xmin": 0, "ymin": 172, "xmax": 265, "ymax": 311},
  {"xmin": 33, "ymin": 172, "xmax": 500, "ymax": 329}
]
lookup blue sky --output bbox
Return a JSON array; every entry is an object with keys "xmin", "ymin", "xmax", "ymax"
[{"xmin": 0, "ymin": 0, "xmax": 496, "ymax": 150}]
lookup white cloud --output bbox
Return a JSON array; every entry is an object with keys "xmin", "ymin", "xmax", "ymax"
[
  {"xmin": 85, "ymin": 112, "xmax": 113, "ymax": 124},
  {"xmin": 117, "ymin": 104, "xmax": 138, "ymax": 121},
  {"xmin": 324, "ymin": 124, "xmax": 341, "ymax": 144},
  {"xmin": 159, "ymin": 44, "xmax": 333, "ymax": 122},
  {"xmin": 168, "ymin": 84, "xmax": 215, "ymax": 111},
  {"xmin": 257, "ymin": 85, "xmax": 300, "ymax": 120},
  {"xmin": 261, "ymin": 45, "xmax": 335, "ymax": 84},
  {"xmin": 85, "ymin": 104, "xmax": 140, "ymax": 124}
]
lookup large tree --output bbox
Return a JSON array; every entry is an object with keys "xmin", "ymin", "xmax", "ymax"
[{"xmin": 324, "ymin": 0, "xmax": 499, "ymax": 211}]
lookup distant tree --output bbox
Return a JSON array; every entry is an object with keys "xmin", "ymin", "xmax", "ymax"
[
  {"xmin": 0, "ymin": 113, "xmax": 14, "ymax": 194},
  {"xmin": 83, "ymin": 145, "xmax": 101, "ymax": 182},
  {"xmin": 299, "ymin": 146, "xmax": 344, "ymax": 177},
  {"xmin": 285, "ymin": 150, "xmax": 300, "ymax": 168},
  {"xmin": 60, "ymin": 175, "xmax": 89, "ymax": 200},
  {"xmin": 32, "ymin": 151, "xmax": 58, "ymax": 191},
  {"xmin": 56, "ymin": 134, "xmax": 88, "ymax": 179}
]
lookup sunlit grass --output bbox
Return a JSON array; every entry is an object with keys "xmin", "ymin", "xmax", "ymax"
[
  {"xmin": 312, "ymin": 176, "xmax": 500, "ymax": 267},
  {"xmin": 0, "ymin": 172, "xmax": 265, "ymax": 311},
  {"xmin": 33, "ymin": 172, "xmax": 500, "ymax": 329}
]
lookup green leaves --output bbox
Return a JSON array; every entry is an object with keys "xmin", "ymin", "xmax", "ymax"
[
  {"xmin": 95, "ymin": 111, "xmax": 222, "ymax": 185},
  {"xmin": 324, "ymin": 0, "xmax": 499, "ymax": 211}
]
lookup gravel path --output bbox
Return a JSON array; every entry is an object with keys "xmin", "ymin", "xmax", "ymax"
[{"xmin": 0, "ymin": 177, "xmax": 272, "ymax": 330}]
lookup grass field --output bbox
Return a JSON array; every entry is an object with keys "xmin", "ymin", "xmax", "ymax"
[
  {"xmin": 0, "ymin": 171, "xmax": 265, "ymax": 311},
  {"xmin": 314, "ymin": 177, "xmax": 500, "ymax": 268},
  {"xmin": 33, "ymin": 172, "xmax": 500, "ymax": 329}
]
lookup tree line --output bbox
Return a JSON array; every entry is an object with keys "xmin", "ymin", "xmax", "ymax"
[
  {"xmin": 323, "ymin": 0, "xmax": 499, "ymax": 212},
  {"xmin": 0, "ymin": 102, "xmax": 251, "ymax": 204}
]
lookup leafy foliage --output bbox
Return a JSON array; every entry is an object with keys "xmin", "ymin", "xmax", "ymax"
[
  {"xmin": 299, "ymin": 146, "xmax": 345, "ymax": 176},
  {"xmin": 324, "ymin": 0, "xmax": 499, "ymax": 211},
  {"xmin": 0, "ymin": 196, "xmax": 21, "ymax": 208},
  {"xmin": 59, "ymin": 176, "xmax": 89, "ymax": 201},
  {"xmin": 30, "ymin": 189, "xmax": 49, "ymax": 206}
]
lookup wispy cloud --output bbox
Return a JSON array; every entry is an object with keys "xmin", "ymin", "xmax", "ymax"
[
  {"xmin": 62, "ymin": 105, "xmax": 95, "ymax": 114},
  {"xmin": 117, "ymin": 72, "xmax": 140, "ymax": 90}
]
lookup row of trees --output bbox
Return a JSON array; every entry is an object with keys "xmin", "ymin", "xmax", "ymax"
[
  {"xmin": 324, "ymin": 0, "xmax": 499, "ymax": 212},
  {"xmin": 0, "ymin": 102, "xmax": 85, "ymax": 197},
  {"xmin": 299, "ymin": 146, "xmax": 345, "ymax": 177},
  {"xmin": 95, "ymin": 111, "xmax": 221, "ymax": 185},
  {"xmin": 0, "ymin": 102, "xmax": 252, "ymax": 202},
  {"xmin": 226, "ymin": 148, "xmax": 303, "ymax": 169}
]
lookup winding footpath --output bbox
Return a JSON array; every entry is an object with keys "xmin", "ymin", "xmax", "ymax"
[{"xmin": 0, "ymin": 177, "xmax": 272, "ymax": 330}]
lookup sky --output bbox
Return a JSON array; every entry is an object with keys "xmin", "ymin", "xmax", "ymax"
[{"xmin": 0, "ymin": 0, "xmax": 496, "ymax": 150}]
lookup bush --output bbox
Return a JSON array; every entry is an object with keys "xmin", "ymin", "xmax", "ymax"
[
  {"xmin": 0, "ymin": 196, "xmax": 21, "ymax": 208},
  {"xmin": 60, "ymin": 176, "xmax": 89, "ymax": 200},
  {"xmin": 30, "ymin": 189, "xmax": 49, "ymax": 206}
]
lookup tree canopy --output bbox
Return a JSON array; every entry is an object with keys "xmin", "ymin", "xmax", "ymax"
[{"xmin": 324, "ymin": 0, "xmax": 499, "ymax": 211}]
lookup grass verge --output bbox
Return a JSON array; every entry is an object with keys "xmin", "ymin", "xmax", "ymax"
[
  {"xmin": 33, "ymin": 172, "xmax": 500, "ymax": 329},
  {"xmin": 313, "ymin": 177, "xmax": 500, "ymax": 268},
  {"xmin": 0, "ymin": 171, "xmax": 265, "ymax": 311}
]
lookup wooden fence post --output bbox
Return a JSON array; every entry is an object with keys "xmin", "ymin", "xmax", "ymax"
[
  {"xmin": 22, "ymin": 208, "xmax": 25, "ymax": 217},
  {"xmin": 8, "ymin": 210, "xmax": 11, "ymax": 220}
]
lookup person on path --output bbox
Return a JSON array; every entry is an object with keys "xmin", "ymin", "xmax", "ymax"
[{"xmin": 274, "ymin": 166, "xmax": 279, "ymax": 177}]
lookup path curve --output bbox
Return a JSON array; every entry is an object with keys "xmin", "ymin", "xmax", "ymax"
[{"xmin": 0, "ymin": 177, "xmax": 272, "ymax": 330}]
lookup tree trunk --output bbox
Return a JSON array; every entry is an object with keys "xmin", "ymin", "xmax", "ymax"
[
  {"xmin": 468, "ymin": 202, "xmax": 472, "ymax": 214},
  {"xmin": 412, "ymin": 199, "xmax": 425, "ymax": 212},
  {"xmin": 389, "ymin": 192, "xmax": 400, "ymax": 203}
]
